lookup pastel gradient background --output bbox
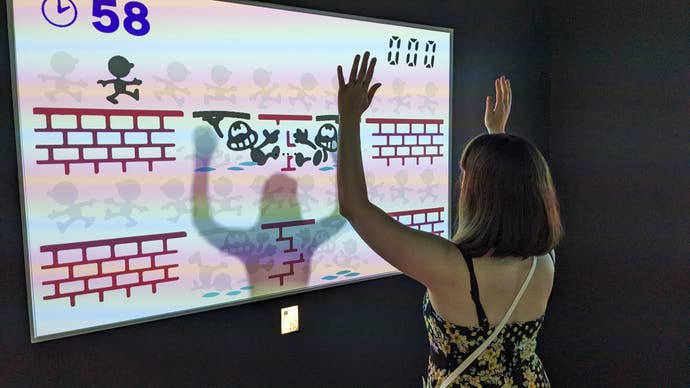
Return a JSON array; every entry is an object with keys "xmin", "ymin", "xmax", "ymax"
[{"xmin": 9, "ymin": 0, "xmax": 451, "ymax": 340}]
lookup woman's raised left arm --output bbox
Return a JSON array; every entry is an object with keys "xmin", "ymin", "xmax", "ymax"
[{"xmin": 336, "ymin": 52, "xmax": 456, "ymax": 288}]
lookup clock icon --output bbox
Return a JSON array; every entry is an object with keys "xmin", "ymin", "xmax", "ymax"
[{"xmin": 42, "ymin": 0, "xmax": 78, "ymax": 28}]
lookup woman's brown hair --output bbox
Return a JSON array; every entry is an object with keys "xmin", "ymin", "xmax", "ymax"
[{"xmin": 452, "ymin": 134, "xmax": 563, "ymax": 258}]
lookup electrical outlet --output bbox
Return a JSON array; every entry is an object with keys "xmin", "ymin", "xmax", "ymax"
[{"xmin": 281, "ymin": 305, "xmax": 299, "ymax": 334}]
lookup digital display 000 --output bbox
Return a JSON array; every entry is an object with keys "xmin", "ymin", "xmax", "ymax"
[{"xmin": 9, "ymin": 0, "xmax": 452, "ymax": 341}]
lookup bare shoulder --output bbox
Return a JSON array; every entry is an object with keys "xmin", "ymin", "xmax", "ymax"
[
  {"xmin": 528, "ymin": 252, "xmax": 555, "ymax": 294},
  {"xmin": 528, "ymin": 254, "xmax": 556, "ymax": 297},
  {"xmin": 427, "ymin": 251, "xmax": 556, "ymax": 326},
  {"xmin": 426, "ymin": 243, "xmax": 472, "ymax": 292}
]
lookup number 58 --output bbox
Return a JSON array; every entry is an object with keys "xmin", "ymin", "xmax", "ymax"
[{"xmin": 92, "ymin": 0, "xmax": 150, "ymax": 36}]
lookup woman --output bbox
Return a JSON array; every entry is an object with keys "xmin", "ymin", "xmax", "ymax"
[{"xmin": 336, "ymin": 52, "xmax": 563, "ymax": 387}]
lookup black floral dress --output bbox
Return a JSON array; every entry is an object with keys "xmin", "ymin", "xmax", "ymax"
[{"xmin": 422, "ymin": 247, "xmax": 551, "ymax": 387}]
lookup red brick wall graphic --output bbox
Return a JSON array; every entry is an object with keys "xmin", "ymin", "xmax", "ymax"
[
  {"xmin": 40, "ymin": 231, "xmax": 187, "ymax": 306},
  {"xmin": 366, "ymin": 117, "xmax": 445, "ymax": 166},
  {"xmin": 257, "ymin": 113, "xmax": 313, "ymax": 125},
  {"xmin": 388, "ymin": 207, "xmax": 445, "ymax": 236},
  {"xmin": 33, "ymin": 107, "xmax": 183, "ymax": 174},
  {"xmin": 261, "ymin": 219, "xmax": 315, "ymax": 286}
]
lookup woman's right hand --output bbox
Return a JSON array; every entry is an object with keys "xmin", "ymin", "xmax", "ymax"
[{"xmin": 484, "ymin": 75, "xmax": 512, "ymax": 134}]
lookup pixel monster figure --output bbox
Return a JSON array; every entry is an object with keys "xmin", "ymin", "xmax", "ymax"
[
  {"xmin": 153, "ymin": 62, "xmax": 191, "ymax": 107},
  {"xmin": 289, "ymin": 73, "xmax": 318, "ymax": 110},
  {"xmin": 160, "ymin": 179, "xmax": 190, "ymax": 223},
  {"xmin": 104, "ymin": 179, "xmax": 148, "ymax": 227},
  {"xmin": 204, "ymin": 65, "xmax": 237, "ymax": 105},
  {"xmin": 47, "ymin": 182, "xmax": 96, "ymax": 233},
  {"xmin": 249, "ymin": 68, "xmax": 281, "ymax": 108},
  {"xmin": 261, "ymin": 178, "xmax": 295, "ymax": 211},
  {"xmin": 418, "ymin": 81, "xmax": 439, "ymax": 114},
  {"xmin": 418, "ymin": 169, "xmax": 439, "ymax": 202},
  {"xmin": 323, "ymin": 75, "xmax": 339, "ymax": 110},
  {"xmin": 202, "ymin": 115, "xmax": 280, "ymax": 166},
  {"xmin": 97, "ymin": 55, "xmax": 142, "ymax": 104},
  {"xmin": 388, "ymin": 79, "xmax": 412, "ymax": 113},
  {"xmin": 296, "ymin": 175, "xmax": 319, "ymax": 213},
  {"xmin": 293, "ymin": 123, "xmax": 338, "ymax": 167},
  {"xmin": 335, "ymin": 238, "xmax": 362, "ymax": 270},
  {"xmin": 390, "ymin": 170, "xmax": 413, "ymax": 204},
  {"xmin": 364, "ymin": 171, "xmax": 386, "ymax": 203},
  {"xmin": 295, "ymin": 226, "xmax": 339, "ymax": 273},
  {"xmin": 324, "ymin": 174, "xmax": 338, "ymax": 202},
  {"xmin": 38, "ymin": 51, "xmax": 87, "ymax": 102},
  {"xmin": 189, "ymin": 253, "xmax": 231, "ymax": 291},
  {"xmin": 249, "ymin": 175, "xmax": 268, "ymax": 207},
  {"xmin": 212, "ymin": 177, "xmax": 242, "ymax": 216},
  {"xmin": 220, "ymin": 231, "xmax": 276, "ymax": 274}
]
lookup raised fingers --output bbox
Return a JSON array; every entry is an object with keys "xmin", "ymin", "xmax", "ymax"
[
  {"xmin": 495, "ymin": 76, "xmax": 511, "ymax": 108},
  {"xmin": 342, "ymin": 52, "xmax": 377, "ymax": 87},
  {"xmin": 506, "ymin": 79, "xmax": 513, "ymax": 105},
  {"xmin": 357, "ymin": 51, "xmax": 370, "ymax": 82},
  {"xmin": 337, "ymin": 65, "xmax": 345, "ymax": 89},
  {"xmin": 364, "ymin": 57, "xmax": 377, "ymax": 86},
  {"xmin": 368, "ymin": 82, "xmax": 382, "ymax": 103},
  {"xmin": 349, "ymin": 54, "xmax": 360, "ymax": 84},
  {"xmin": 495, "ymin": 78, "xmax": 502, "ymax": 108}
]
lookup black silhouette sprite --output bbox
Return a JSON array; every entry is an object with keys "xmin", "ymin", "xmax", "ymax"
[
  {"xmin": 193, "ymin": 111, "xmax": 280, "ymax": 166},
  {"xmin": 293, "ymin": 123, "xmax": 338, "ymax": 167},
  {"xmin": 97, "ymin": 55, "xmax": 142, "ymax": 104}
]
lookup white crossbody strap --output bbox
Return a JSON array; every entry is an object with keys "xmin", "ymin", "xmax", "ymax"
[{"xmin": 437, "ymin": 256, "xmax": 538, "ymax": 388}]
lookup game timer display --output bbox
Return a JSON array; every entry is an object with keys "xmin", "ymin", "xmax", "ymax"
[{"xmin": 8, "ymin": 0, "xmax": 452, "ymax": 341}]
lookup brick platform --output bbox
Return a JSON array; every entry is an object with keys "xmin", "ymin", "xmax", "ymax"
[
  {"xmin": 34, "ymin": 107, "xmax": 183, "ymax": 174},
  {"xmin": 40, "ymin": 231, "xmax": 187, "ymax": 306}
]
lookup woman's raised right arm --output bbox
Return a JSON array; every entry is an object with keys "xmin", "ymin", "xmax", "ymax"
[{"xmin": 484, "ymin": 75, "xmax": 512, "ymax": 133}]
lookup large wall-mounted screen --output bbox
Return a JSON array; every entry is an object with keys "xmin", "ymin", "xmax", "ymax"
[{"xmin": 8, "ymin": 0, "xmax": 452, "ymax": 341}]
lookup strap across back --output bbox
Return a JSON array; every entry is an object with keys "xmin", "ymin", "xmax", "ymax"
[
  {"xmin": 455, "ymin": 245, "xmax": 544, "ymax": 329},
  {"xmin": 458, "ymin": 246, "xmax": 491, "ymax": 330},
  {"xmin": 430, "ymin": 246, "xmax": 539, "ymax": 388}
]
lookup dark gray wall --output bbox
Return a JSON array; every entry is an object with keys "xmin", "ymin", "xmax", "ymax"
[
  {"xmin": 1, "ymin": 1, "xmax": 685, "ymax": 387},
  {"xmin": 547, "ymin": 1, "xmax": 687, "ymax": 386}
]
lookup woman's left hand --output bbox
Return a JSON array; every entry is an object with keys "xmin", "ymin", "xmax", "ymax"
[{"xmin": 337, "ymin": 51, "xmax": 382, "ymax": 120}]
